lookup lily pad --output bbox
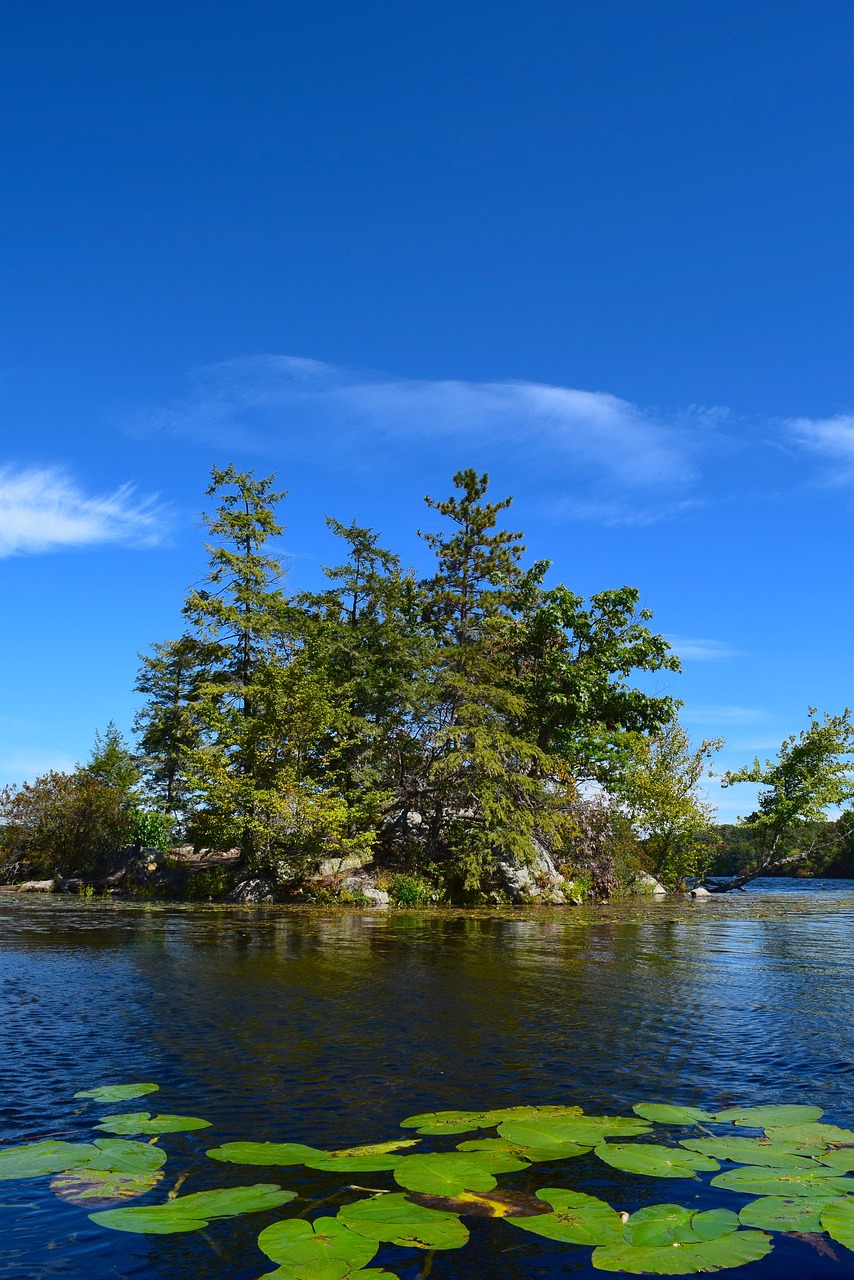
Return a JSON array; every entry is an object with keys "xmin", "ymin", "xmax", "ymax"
[
  {"xmin": 51, "ymin": 1167, "xmax": 163, "ymax": 1207},
  {"xmin": 456, "ymin": 1136, "xmax": 590, "ymax": 1163},
  {"xmin": 74, "ymin": 1083, "xmax": 160, "ymax": 1103},
  {"xmin": 257, "ymin": 1216, "xmax": 378, "ymax": 1277},
  {"xmin": 680, "ymin": 1137, "xmax": 826, "ymax": 1168},
  {"xmin": 765, "ymin": 1122, "xmax": 854, "ymax": 1145},
  {"xmin": 632, "ymin": 1104, "xmax": 712, "ymax": 1125},
  {"xmin": 592, "ymin": 1229, "xmax": 772, "ymax": 1273},
  {"xmin": 499, "ymin": 1114, "xmax": 650, "ymax": 1148},
  {"xmin": 392, "ymin": 1151, "xmax": 526, "ymax": 1195},
  {"xmin": 821, "ymin": 1149, "xmax": 854, "ymax": 1173},
  {"xmin": 0, "ymin": 1140, "xmax": 100, "ymax": 1181},
  {"xmin": 739, "ymin": 1195, "xmax": 846, "ymax": 1233},
  {"xmin": 713, "ymin": 1105, "xmax": 823, "ymax": 1127},
  {"xmin": 623, "ymin": 1204, "xmax": 739, "ymax": 1247},
  {"xmin": 95, "ymin": 1111, "xmax": 211, "ymax": 1135},
  {"xmin": 338, "ymin": 1192, "xmax": 469, "ymax": 1249},
  {"xmin": 507, "ymin": 1187, "xmax": 624, "ymax": 1246},
  {"xmin": 594, "ymin": 1143, "xmax": 719, "ymax": 1179},
  {"xmin": 398, "ymin": 1105, "xmax": 581, "ymax": 1136},
  {"xmin": 85, "ymin": 1139, "xmax": 167, "ymax": 1174},
  {"xmin": 408, "ymin": 1188, "xmax": 551, "ymax": 1218},
  {"xmin": 207, "ymin": 1141, "xmax": 326, "ymax": 1166},
  {"xmin": 820, "ymin": 1198, "xmax": 854, "ymax": 1251},
  {"xmin": 711, "ymin": 1165, "xmax": 854, "ymax": 1197},
  {"xmin": 89, "ymin": 1183, "xmax": 295, "ymax": 1234},
  {"xmin": 305, "ymin": 1140, "xmax": 420, "ymax": 1173}
]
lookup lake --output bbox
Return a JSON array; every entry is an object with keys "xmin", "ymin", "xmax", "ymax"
[{"xmin": 2, "ymin": 880, "xmax": 854, "ymax": 1278}]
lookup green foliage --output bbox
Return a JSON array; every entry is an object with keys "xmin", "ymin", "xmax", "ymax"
[
  {"xmin": 613, "ymin": 720, "xmax": 723, "ymax": 888},
  {"xmin": 90, "ymin": 1184, "xmax": 295, "ymax": 1234},
  {"xmin": 0, "ymin": 767, "xmax": 133, "ymax": 878},
  {"xmin": 386, "ymin": 873, "xmax": 431, "ymax": 906}
]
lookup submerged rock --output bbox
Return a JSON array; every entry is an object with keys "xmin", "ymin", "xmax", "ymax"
[{"xmin": 689, "ymin": 885, "xmax": 712, "ymax": 898}]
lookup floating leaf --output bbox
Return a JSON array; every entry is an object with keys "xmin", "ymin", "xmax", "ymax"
[
  {"xmin": 338, "ymin": 1192, "xmax": 469, "ymax": 1249},
  {"xmin": 392, "ymin": 1151, "xmax": 526, "ymax": 1195},
  {"xmin": 398, "ymin": 1105, "xmax": 580, "ymax": 1136},
  {"xmin": 207, "ymin": 1141, "xmax": 325, "ymax": 1166},
  {"xmin": 632, "ymin": 1105, "xmax": 711, "ymax": 1125},
  {"xmin": 622, "ymin": 1204, "xmax": 739, "ymax": 1247},
  {"xmin": 711, "ymin": 1165, "xmax": 854, "ymax": 1197},
  {"xmin": 305, "ymin": 1139, "xmax": 420, "ymax": 1173},
  {"xmin": 507, "ymin": 1187, "xmax": 624, "ymax": 1246},
  {"xmin": 90, "ymin": 1183, "xmax": 295, "ymax": 1234},
  {"xmin": 680, "ymin": 1137, "xmax": 825, "ymax": 1168},
  {"xmin": 0, "ymin": 1140, "xmax": 99, "ymax": 1181},
  {"xmin": 820, "ymin": 1198, "xmax": 854, "ymax": 1252},
  {"xmin": 85, "ymin": 1139, "xmax": 167, "ymax": 1175},
  {"xmin": 257, "ymin": 1215, "xmax": 378, "ymax": 1276},
  {"xmin": 499, "ymin": 1115, "xmax": 650, "ymax": 1148},
  {"xmin": 739, "ymin": 1195, "xmax": 847, "ymax": 1233},
  {"xmin": 95, "ymin": 1111, "xmax": 211, "ymax": 1135},
  {"xmin": 51, "ymin": 1167, "xmax": 163, "ymax": 1208},
  {"xmin": 74, "ymin": 1083, "xmax": 160, "ymax": 1103},
  {"xmin": 592, "ymin": 1229, "xmax": 772, "ymax": 1273},
  {"xmin": 713, "ymin": 1105, "xmax": 823, "ymax": 1127},
  {"xmin": 821, "ymin": 1150, "xmax": 854, "ymax": 1173},
  {"xmin": 594, "ymin": 1143, "xmax": 719, "ymax": 1179},
  {"xmin": 408, "ymin": 1188, "xmax": 551, "ymax": 1218},
  {"xmin": 765, "ymin": 1122, "xmax": 854, "ymax": 1145},
  {"xmin": 456, "ymin": 1136, "xmax": 590, "ymax": 1163}
]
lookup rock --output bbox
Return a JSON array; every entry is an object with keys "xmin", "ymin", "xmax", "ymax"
[
  {"xmin": 690, "ymin": 885, "xmax": 711, "ymax": 898},
  {"xmin": 225, "ymin": 878, "xmax": 276, "ymax": 904},
  {"xmin": 11, "ymin": 879, "xmax": 56, "ymax": 893},
  {"xmin": 340, "ymin": 873, "xmax": 389, "ymax": 908},
  {"xmin": 630, "ymin": 872, "xmax": 668, "ymax": 896},
  {"xmin": 315, "ymin": 851, "xmax": 374, "ymax": 879},
  {"xmin": 496, "ymin": 840, "xmax": 568, "ymax": 904}
]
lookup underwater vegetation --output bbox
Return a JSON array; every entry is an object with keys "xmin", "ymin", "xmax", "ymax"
[{"xmin": 3, "ymin": 1084, "xmax": 854, "ymax": 1276}]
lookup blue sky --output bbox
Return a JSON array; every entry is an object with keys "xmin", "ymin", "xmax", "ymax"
[{"xmin": 2, "ymin": 0, "xmax": 853, "ymax": 818}]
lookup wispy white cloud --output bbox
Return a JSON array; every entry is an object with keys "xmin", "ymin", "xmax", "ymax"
[
  {"xmin": 665, "ymin": 636, "xmax": 743, "ymax": 662},
  {"xmin": 0, "ymin": 467, "xmax": 167, "ymax": 557},
  {"xmin": 127, "ymin": 355, "xmax": 713, "ymax": 522},
  {"xmin": 788, "ymin": 413, "xmax": 854, "ymax": 480}
]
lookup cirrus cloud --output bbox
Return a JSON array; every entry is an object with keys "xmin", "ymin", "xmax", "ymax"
[{"xmin": 0, "ymin": 466, "xmax": 167, "ymax": 557}]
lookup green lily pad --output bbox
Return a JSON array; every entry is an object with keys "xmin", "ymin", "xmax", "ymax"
[
  {"xmin": 499, "ymin": 1114, "xmax": 650, "ymax": 1148},
  {"xmin": 89, "ymin": 1183, "xmax": 295, "ymax": 1234},
  {"xmin": 456, "ymin": 1136, "xmax": 590, "ymax": 1163},
  {"xmin": 207, "ymin": 1141, "xmax": 326, "ymax": 1166},
  {"xmin": 392, "ymin": 1151, "xmax": 526, "ymax": 1195},
  {"xmin": 0, "ymin": 1140, "xmax": 100, "ymax": 1181},
  {"xmin": 623, "ymin": 1205, "xmax": 739, "ymax": 1247},
  {"xmin": 257, "ymin": 1215, "xmax": 378, "ymax": 1277},
  {"xmin": 738, "ymin": 1195, "xmax": 846, "ymax": 1233},
  {"xmin": 765, "ymin": 1122, "xmax": 854, "ymax": 1145},
  {"xmin": 713, "ymin": 1105, "xmax": 823, "ymax": 1127},
  {"xmin": 632, "ymin": 1105, "xmax": 712, "ymax": 1125},
  {"xmin": 507, "ymin": 1187, "xmax": 624, "ymax": 1246},
  {"xmin": 711, "ymin": 1165, "xmax": 854, "ymax": 1197},
  {"xmin": 51, "ymin": 1167, "xmax": 164, "ymax": 1207},
  {"xmin": 95, "ymin": 1111, "xmax": 211, "ymax": 1135},
  {"xmin": 85, "ymin": 1139, "xmax": 167, "ymax": 1174},
  {"xmin": 821, "ymin": 1149, "xmax": 854, "ymax": 1173},
  {"xmin": 398, "ymin": 1105, "xmax": 580, "ymax": 1136},
  {"xmin": 338, "ymin": 1192, "xmax": 469, "ymax": 1249},
  {"xmin": 594, "ymin": 1143, "xmax": 719, "ymax": 1179},
  {"xmin": 680, "ymin": 1137, "xmax": 825, "ymax": 1168},
  {"xmin": 74, "ymin": 1083, "xmax": 160, "ymax": 1103},
  {"xmin": 820, "ymin": 1198, "xmax": 854, "ymax": 1251},
  {"xmin": 592, "ymin": 1230, "xmax": 772, "ymax": 1273},
  {"xmin": 305, "ymin": 1139, "xmax": 420, "ymax": 1173}
]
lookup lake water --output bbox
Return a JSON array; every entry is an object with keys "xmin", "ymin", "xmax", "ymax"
[{"xmin": 2, "ymin": 880, "xmax": 854, "ymax": 1278}]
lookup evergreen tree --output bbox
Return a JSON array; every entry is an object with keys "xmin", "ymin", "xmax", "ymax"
[
  {"xmin": 418, "ymin": 469, "xmax": 552, "ymax": 886},
  {"xmin": 134, "ymin": 635, "xmax": 210, "ymax": 819}
]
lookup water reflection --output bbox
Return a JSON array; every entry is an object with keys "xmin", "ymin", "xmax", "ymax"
[{"xmin": 2, "ymin": 884, "xmax": 854, "ymax": 1278}]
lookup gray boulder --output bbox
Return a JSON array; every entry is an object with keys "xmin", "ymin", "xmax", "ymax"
[
  {"xmin": 689, "ymin": 885, "xmax": 712, "ymax": 898},
  {"xmin": 225, "ymin": 878, "xmax": 276, "ymax": 904},
  {"xmin": 340, "ymin": 873, "xmax": 389, "ymax": 908},
  {"xmin": 496, "ymin": 840, "xmax": 568, "ymax": 904},
  {"xmin": 630, "ymin": 872, "xmax": 668, "ymax": 896}
]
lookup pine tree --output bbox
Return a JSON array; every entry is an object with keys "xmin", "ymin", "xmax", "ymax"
[
  {"xmin": 134, "ymin": 635, "xmax": 211, "ymax": 819},
  {"xmin": 418, "ymin": 469, "xmax": 551, "ymax": 887}
]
